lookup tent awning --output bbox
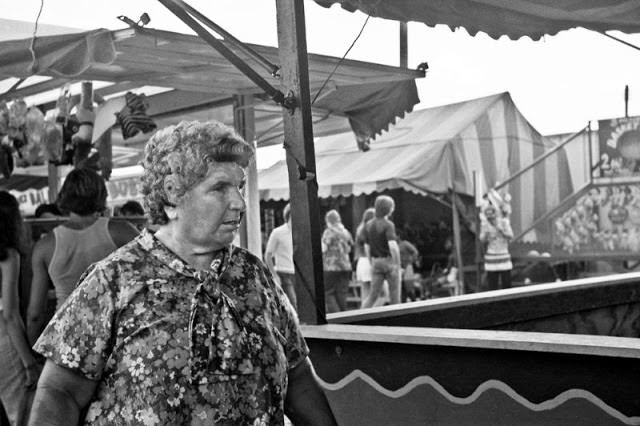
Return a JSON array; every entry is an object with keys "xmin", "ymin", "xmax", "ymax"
[
  {"xmin": 258, "ymin": 92, "xmax": 575, "ymax": 238},
  {"xmin": 311, "ymin": 0, "xmax": 640, "ymax": 40},
  {"xmin": 0, "ymin": 25, "xmax": 423, "ymax": 148}
]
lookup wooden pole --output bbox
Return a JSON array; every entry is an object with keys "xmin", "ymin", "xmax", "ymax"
[
  {"xmin": 47, "ymin": 162, "xmax": 59, "ymax": 203},
  {"xmin": 233, "ymin": 94, "xmax": 262, "ymax": 258},
  {"xmin": 473, "ymin": 171, "xmax": 482, "ymax": 292},
  {"xmin": 276, "ymin": 0, "xmax": 326, "ymax": 324},
  {"xmin": 399, "ymin": 22, "xmax": 408, "ymax": 69},
  {"xmin": 449, "ymin": 143, "xmax": 465, "ymax": 295}
]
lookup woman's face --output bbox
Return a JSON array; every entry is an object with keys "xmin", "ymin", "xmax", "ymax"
[{"xmin": 173, "ymin": 161, "xmax": 246, "ymax": 250}]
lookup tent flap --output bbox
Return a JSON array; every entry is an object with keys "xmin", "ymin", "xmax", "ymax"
[
  {"xmin": 0, "ymin": 29, "xmax": 116, "ymax": 78},
  {"xmin": 311, "ymin": 0, "xmax": 640, "ymax": 40},
  {"xmin": 313, "ymin": 80, "xmax": 420, "ymax": 145}
]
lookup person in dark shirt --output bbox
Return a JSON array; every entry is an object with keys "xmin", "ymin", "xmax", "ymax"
[{"xmin": 361, "ymin": 195, "xmax": 401, "ymax": 308}]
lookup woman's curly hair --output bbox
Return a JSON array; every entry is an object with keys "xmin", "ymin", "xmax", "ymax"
[{"xmin": 140, "ymin": 121, "xmax": 254, "ymax": 225}]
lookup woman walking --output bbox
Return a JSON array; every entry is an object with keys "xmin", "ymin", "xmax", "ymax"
[{"xmin": 322, "ymin": 210, "xmax": 353, "ymax": 313}]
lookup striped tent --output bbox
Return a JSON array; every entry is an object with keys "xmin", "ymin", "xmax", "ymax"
[{"xmin": 258, "ymin": 92, "xmax": 574, "ymax": 238}]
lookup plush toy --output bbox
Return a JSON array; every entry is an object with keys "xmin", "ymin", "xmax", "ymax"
[
  {"xmin": 0, "ymin": 101, "xmax": 9, "ymax": 136},
  {"xmin": 8, "ymin": 98, "xmax": 28, "ymax": 163},
  {"xmin": 42, "ymin": 119, "xmax": 63, "ymax": 163},
  {"xmin": 22, "ymin": 107, "xmax": 46, "ymax": 165},
  {"xmin": 116, "ymin": 92, "xmax": 156, "ymax": 139}
]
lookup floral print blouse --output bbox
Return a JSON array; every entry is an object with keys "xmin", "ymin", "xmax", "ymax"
[
  {"xmin": 322, "ymin": 225, "xmax": 353, "ymax": 271},
  {"xmin": 34, "ymin": 229, "xmax": 309, "ymax": 425}
]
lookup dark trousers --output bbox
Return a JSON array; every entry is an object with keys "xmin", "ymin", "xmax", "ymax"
[
  {"xmin": 324, "ymin": 270, "xmax": 351, "ymax": 313},
  {"xmin": 487, "ymin": 270, "xmax": 511, "ymax": 290}
]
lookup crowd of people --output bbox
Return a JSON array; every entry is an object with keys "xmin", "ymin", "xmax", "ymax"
[
  {"xmin": 1, "ymin": 120, "xmax": 336, "ymax": 425},
  {"xmin": 264, "ymin": 194, "xmax": 424, "ymax": 315}
]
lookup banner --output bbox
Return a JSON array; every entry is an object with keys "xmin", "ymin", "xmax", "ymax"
[
  {"xmin": 8, "ymin": 175, "xmax": 143, "ymax": 216},
  {"xmin": 597, "ymin": 116, "xmax": 640, "ymax": 178}
]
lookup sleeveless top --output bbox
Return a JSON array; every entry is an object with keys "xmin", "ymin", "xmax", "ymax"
[{"xmin": 48, "ymin": 217, "xmax": 117, "ymax": 310}]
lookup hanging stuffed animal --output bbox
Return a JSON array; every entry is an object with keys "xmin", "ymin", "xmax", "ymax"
[
  {"xmin": 43, "ymin": 85, "xmax": 72, "ymax": 165},
  {"xmin": 0, "ymin": 101, "xmax": 10, "ymax": 178},
  {"xmin": 8, "ymin": 98, "xmax": 28, "ymax": 166},
  {"xmin": 0, "ymin": 101, "xmax": 9, "ymax": 136},
  {"xmin": 23, "ymin": 107, "xmax": 46, "ymax": 165},
  {"xmin": 42, "ymin": 119, "xmax": 63, "ymax": 164},
  {"xmin": 116, "ymin": 92, "xmax": 156, "ymax": 139}
]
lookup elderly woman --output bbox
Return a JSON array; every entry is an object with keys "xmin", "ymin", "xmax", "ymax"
[{"xmin": 29, "ymin": 121, "xmax": 336, "ymax": 425}]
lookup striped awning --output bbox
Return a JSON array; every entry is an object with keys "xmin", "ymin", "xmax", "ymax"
[{"xmin": 259, "ymin": 92, "xmax": 575, "ymax": 238}]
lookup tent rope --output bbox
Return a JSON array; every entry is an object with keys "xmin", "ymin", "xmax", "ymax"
[
  {"xmin": 311, "ymin": 15, "xmax": 370, "ymax": 105},
  {"xmin": 28, "ymin": 0, "xmax": 45, "ymax": 75}
]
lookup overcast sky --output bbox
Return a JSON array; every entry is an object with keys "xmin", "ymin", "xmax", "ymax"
[{"xmin": 3, "ymin": 0, "xmax": 640, "ymax": 138}]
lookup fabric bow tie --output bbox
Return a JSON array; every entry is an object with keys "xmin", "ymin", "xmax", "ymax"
[{"xmin": 188, "ymin": 248, "xmax": 247, "ymax": 384}]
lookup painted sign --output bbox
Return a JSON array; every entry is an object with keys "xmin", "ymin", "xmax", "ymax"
[
  {"xmin": 597, "ymin": 116, "xmax": 640, "ymax": 179},
  {"xmin": 9, "ymin": 175, "xmax": 143, "ymax": 216},
  {"xmin": 554, "ymin": 184, "xmax": 640, "ymax": 255}
]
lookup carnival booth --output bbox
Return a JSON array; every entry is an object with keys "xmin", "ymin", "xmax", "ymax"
[{"xmin": 259, "ymin": 91, "xmax": 576, "ymax": 286}]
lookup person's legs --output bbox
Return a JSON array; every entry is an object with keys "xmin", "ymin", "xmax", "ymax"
[
  {"xmin": 0, "ymin": 319, "xmax": 31, "ymax": 426},
  {"xmin": 356, "ymin": 257, "xmax": 371, "ymax": 308},
  {"xmin": 323, "ymin": 271, "xmax": 340, "ymax": 314},
  {"xmin": 384, "ymin": 259, "xmax": 401, "ymax": 305},
  {"xmin": 486, "ymin": 271, "xmax": 499, "ymax": 291},
  {"xmin": 361, "ymin": 259, "xmax": 385, "ymax": 308},
  {"xmin": 499, "ymin": 270, "xmax": 512, "ymax": 289},
  {"xmin": 334, "ymin": 271, "xmax": 351, "ymax": 311},
  {"xmin": 277, "ymin": 272, "xmax": 297, "ymax": 311},
  {"xmin": 359, "ymin": 281, "xmax": 371, "ymax": 308}
]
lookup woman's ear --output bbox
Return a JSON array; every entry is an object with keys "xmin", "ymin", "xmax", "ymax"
[{"xmin": 163, "ymin": 174, "xmax": 179, "ymax": 205}]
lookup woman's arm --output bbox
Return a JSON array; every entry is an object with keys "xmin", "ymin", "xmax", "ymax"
[
  {"xmin": 27, "ymin": 236, "xmax": 54, "ymax": 345},
  {"xmin": 29, "ymin": 361, "xmax": 98, "ymax": 426},
  {"xmin": 1, "ymin": 249, "xmax": 38, "ymax": 384},
  {"xmin": 285, "ymin": 358, "xmax": 337, "ymax": 425}
]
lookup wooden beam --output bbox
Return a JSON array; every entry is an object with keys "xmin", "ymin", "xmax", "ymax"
[
  {"xmin": 302, "ymin": 323, "xmax": 640, "ymax": 359},
  {"xmin": 276, "ymin": 0, "xmax": 326, "ymax": 324},
  {"xmin": 399, "ymin": 22, "xmax": 408, "ymax": 68},
  {"xmin": 0, "ymin": 77, "xmax": 71, "ymax": 101}
]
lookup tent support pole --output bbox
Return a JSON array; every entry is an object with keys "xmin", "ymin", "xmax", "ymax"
[
  {"xmin": 399, "ymin": 22, "xmax": 408, "ymax": 68},
  {"xmin": 449, "ymin": 143, "xmax": 465, "ymax": 295},
  {"xmin": 233, "ymin": 94, "xmax": 262, "ymax": 258},
  {"xmin": 276, "ymin": 0, "xmax": 326, "ymax": 325},
  {"xmin": 47, "ymin": 163, "xmax": 59, "ymax": 203}
]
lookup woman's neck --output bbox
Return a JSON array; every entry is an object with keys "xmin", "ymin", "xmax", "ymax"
[{"xmin": 65, "ymin": 212, "xmax": 100, "ymax": 229}]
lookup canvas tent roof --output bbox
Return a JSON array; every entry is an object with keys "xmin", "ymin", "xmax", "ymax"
[
  {"xmin": 0, "ymin": 24, "xmax": 422, "ymax": 147},
  {"xmin": 259, "ymin": 92, "xmax": 574, "ymax": 237},
  {"xmin": 311, "ymin": 0, "xmax": 640, "ymax": 41}
]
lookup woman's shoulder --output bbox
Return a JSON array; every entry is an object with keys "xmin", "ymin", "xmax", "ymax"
[{"xmin": 0, "ymin": 246, "xmax": 20, "ymax": 262}]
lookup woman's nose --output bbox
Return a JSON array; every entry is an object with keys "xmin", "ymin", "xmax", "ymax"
[{"xmin": 229, "ymin": 188, "xmax": 246, "ymax": 211}]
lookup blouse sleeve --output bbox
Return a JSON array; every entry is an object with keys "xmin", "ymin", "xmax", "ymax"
[
  {"xmin": 264, "ymin": 264, "xmax": 309, "ymax": 370},
  {"xmin": 33, "ymin": 263, "xmax": 117, "ymax": 381}
]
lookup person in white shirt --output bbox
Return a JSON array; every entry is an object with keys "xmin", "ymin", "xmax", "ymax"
[{"xmin": 264, "ymin": 203, "xmax": 297, "ymax": 310}]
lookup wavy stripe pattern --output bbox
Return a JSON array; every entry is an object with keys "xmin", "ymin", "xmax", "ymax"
[{"xmin": 317, "ymin": 369, "xmax": 640, "ymax": 425}]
